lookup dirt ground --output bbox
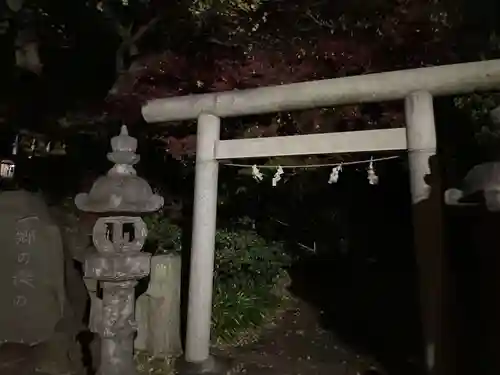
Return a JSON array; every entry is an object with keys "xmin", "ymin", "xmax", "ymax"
[
  {"xmin": 215, "ymin": 299, "xmax": 386, "ymax": 375},
  {"xmin": 0, "ymin": 343, "xmax": 37, "ymax": 375},
  {"xmin": 0, "ymin": 342, "xmax": 67, "ymax": 375},
  {"xmin": 0, "ymin": 298, "xmax": 403, "ymax": 375}
]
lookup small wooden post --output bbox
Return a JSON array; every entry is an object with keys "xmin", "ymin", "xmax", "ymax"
[{"xmin": 405, "ymin": 91, "xmax": 452, "ymax": 375}]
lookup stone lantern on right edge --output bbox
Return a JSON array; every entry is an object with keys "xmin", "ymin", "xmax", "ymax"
[
  {"xmin": 75, "ymin": 125, "xmax": 163, "ymax": 375},
  {"xmin": 445, "ymin": 161, "xmax": 500, "ymax": 211},
  {"xmin": 443, "ymin": 106, "xmax": 500, "ymax": 374},
  {"xmin": 445, "ymin": 107, "xmax": 500, "ymax": 210}
]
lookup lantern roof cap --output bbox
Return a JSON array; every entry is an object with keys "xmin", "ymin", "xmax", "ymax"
[
  {"xmin": 75, "ymin": 125, "xmax": 163, "ymax": 213},
  {"xmin": 445, "ymin": 161, "xmax": 500, "ymax": 211}
]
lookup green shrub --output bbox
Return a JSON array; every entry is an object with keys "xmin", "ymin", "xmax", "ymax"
[
  {"xmin": 143, "ymin": 212, "xmax": 182, "ymax": 256},
  {"xmin": 143, "ymin": 214, "xmax": 290, "ymax": 344},
  {"xmin": 212, "ymin": 224, "xmax": 290, "ymax": 343}
]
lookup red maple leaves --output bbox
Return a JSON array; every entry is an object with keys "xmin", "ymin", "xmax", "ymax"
[{"xmin": 103, "ymin": 0, "xmax": 468, "ymax": 156}]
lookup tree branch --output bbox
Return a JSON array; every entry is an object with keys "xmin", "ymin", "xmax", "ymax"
[
  {"xmin": 125, "ymin": 15, "xmax": 161, "ymax": 50},
  {"xmin": 305, "ymin": 10, "xmax": 335, "ymax": 29},
  {"xmin": 115, "ymin": 15, "xmax": 161, "ymax": 73}
]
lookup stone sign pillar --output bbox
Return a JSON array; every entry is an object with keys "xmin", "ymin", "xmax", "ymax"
[{"xmin": 75, "ymin": 125, "xmax": 163, "ymax": 375}]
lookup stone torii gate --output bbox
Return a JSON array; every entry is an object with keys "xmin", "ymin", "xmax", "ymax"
[{"xmin": 141, "ymin": 59, "xmax": 500, "ymax": 375}]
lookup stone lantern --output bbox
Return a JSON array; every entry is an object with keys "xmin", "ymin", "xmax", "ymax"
[
  {"xmin": 75, "ymin": 125, "xmax": 163, "ymax": 375},
  {"xmin": 445, "ymin": 161, "xmax": 500, "ymax": 211},
  {"xmin": 445, "ymin": 106, "xmax": 500, "ymax": 211}
]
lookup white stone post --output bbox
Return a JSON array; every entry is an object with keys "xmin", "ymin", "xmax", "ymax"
[
  {"xmin": 406, "ymin": 91, "xmax": 437, "ymax": 204},
  {"xmin": 405, "ymin": 91, "xmax": 451, "ymax": 375},
  {"xmin": 134, "ymin": 254, "xmax": 182, "ymax": 357},
  {"xmin": 184, "ymin": 113, "xmax": 221, "ymax": 365}
]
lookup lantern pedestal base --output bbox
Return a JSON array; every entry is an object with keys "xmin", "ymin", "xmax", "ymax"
[{"xmin": 176, "ymin": 355, "xmax": 234, "ymax": 375}]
